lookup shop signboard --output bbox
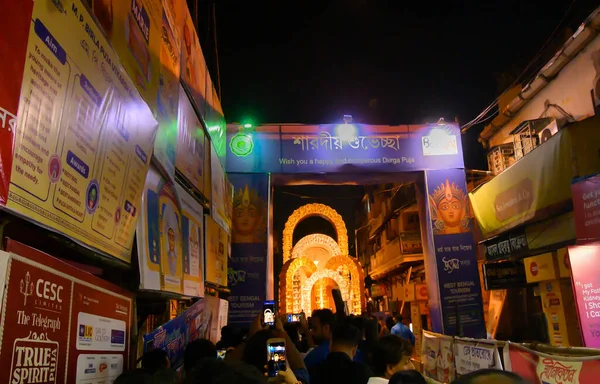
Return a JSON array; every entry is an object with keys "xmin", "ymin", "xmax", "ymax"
[
  {"xmin": 567, "ymin": 244, "xmax": 600, "ymax": 348},
  {"xmin": 226, "ymin": 123, "xmax": 465, "ymax": 174},
  {"xmin": 524, "ymin": 253, "xmax": 557, "ymax": 283},
  {"xmin": 571, "ymin": 174, "xmax": 600, "ymax": 243},
  {"xmin": 504, "ymin": 342, "xmax": 600, "ymax": 383},
  {"xmin": 2, "ymin": 0, "xmax": 158, "ymax": 263},
  {"xmin": 143, "ymin": 298, "xmax": 212, "ymax": 370},
  {"xmin": 483, "ymin": 229, "xmax": 528, "ymax": 261},
  {"xmin": 425, "ymin": 169, "xmax": 486, "ymax": 338},
  {"xmin": 227, "ymin": 174, "xmax": 268, "ymax": 326},
  {"xmin": 400, "ymin": 231, "xmax": 423, "ymax": 254},
  {"xmin": 0, "ymin": 240, "xmax": 132, "ymax": 383},
  {"xmin": 483, "ymin": 260, "xmax": 528, "ymax": 290},
  {"xmin": 205, "ymin": 215, "xmax": 228, "ymax": 287},
  {"xmin": 0, "ymin": 1, "xmax": 33, "ymax": 205}
]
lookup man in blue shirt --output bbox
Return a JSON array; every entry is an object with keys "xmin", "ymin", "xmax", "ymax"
[
  {"xmin": 390, "ymin": 314, "xmax": 415, "ymax": 346},
  {"xmin": 303, "ymin": 309, "xmax": 335, "ymax": 369}
]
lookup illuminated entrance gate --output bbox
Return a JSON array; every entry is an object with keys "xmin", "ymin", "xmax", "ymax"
[{"xmin": 226, "ymin": 122, "xmax": 486, "ymax": 338}]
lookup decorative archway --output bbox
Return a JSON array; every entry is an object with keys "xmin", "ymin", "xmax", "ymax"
[
  {"xmin": 301, "ymin": 269, "xmax": 349, "ymax": 313},
  {"xmin": 279, "ymin": 257, "xmax": 319, "ymax": 313},
  {"xmin": 325, "ymin": 255, "xmax": 366, "ymax": 315},
  {"xmin": 291, "ymin": 234, "xmax": 341, "ymax": 260},
  {"xmin": 283, "ymin": 203, "xmax": 348, "ymax": 263}
]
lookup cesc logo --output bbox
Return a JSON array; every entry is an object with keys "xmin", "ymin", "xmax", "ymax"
[
  {"xmin": 20, "ymin": 271, "xmax": 64, "ymax": 310},
  {"xmin": 530, "ymin": 262, "xmax": 539, "ymax": 276}
]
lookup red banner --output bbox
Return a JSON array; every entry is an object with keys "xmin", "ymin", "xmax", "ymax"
[
  {"xmin": 0, "ymin": 240, "xmax": 133, "ymax": 383},
  {"xmin": 0, "ymin": 1, "xmax": 33, "ymax": 204},
  {"xmin": 505, "ymin": 342, "xmax": 600, "ymax": 383},
  {"xmin": 571, "ymin": 175, "xmax": 600, "ymax": 243}
]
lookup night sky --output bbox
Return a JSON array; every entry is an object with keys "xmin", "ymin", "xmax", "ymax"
[{"xmin": 194, "ymin": 0, "xmax": 599, "ymax": 169}]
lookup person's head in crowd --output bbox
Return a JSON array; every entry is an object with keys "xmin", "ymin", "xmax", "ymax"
[
  {"xmin": 310, "ymin": 308, "xmax": 335, "ymax": 344},
  {"xmin": 184, "ymin": 338, "xmax": 218, "ymax": 372},
  {"xmin": 330, "ymin": 322, "xmax": 362, "ymax": 359},
  {"xmin": 152, "ymin": 368, "xmax": 179, "ymax": 384},
  {"xmin": 242, "ymin": 329, "xmax": 279, "ymax": 373},
  {"xmin": 386, "ymin": 316, "xmax": 396, "ymax": 331},
  {"xmin": 114, "ymin": 369, "xmax": 153, "ymax": 384},
  {"xmin": 183, "ymin": 358, "xmax": 267, "ymax": 384},
  {"xmin": 389, "ymin": 370, "xmax": 427, "ymax": 384},
  {"xmin": 349, "ymin": 315, "xmax": 366, "ymax": 338},
  {"xmin": 141, "ymin": 349, "xmax": 170, "ymax": 373},
  {"xmin": 395, "ymin": 314, "xmax": 404, "ymax": 324},
  {"xmin": 450, "ymin": 369, "xmax": 529, "ymax": 384},
  {"xmin": 373, "ymin": 335, "xmax": 414, "ymax": 379}
]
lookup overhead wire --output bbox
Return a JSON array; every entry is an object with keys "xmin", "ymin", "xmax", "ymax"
[{"xmin": 460, "ymin": 0, "xmax": 580, "ymax": 133}]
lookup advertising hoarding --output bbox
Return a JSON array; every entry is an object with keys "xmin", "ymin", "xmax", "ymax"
[{"xmin": 4, "ymin": 0, "xmax": 158, "ymax": 263}]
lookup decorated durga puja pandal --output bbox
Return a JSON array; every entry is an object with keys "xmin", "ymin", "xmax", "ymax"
[{"xmin": 1, "ymin": 0, "xmax": 600, "ymax": 383}]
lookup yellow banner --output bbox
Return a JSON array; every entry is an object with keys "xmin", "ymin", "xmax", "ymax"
[
  {"xmin": 524, "ymin": 253, "xmax": 557, "ymax": 283},
  {"xmin": 84, "ymin": 0, "xmax": 162, "ymax": 114},
  {"xmin": 7, "ymin": 0, "xmax": 157, "ymax": 262},
  {"xmin": 205, "ymin": 215, "xmax": 228, "ymax": 286}
]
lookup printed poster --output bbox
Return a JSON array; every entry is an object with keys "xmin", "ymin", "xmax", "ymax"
[
  {"xmin": 228, "ymin": 173, "xmax": 269, "ymax": 327},
  {"xmin": 504, "ymin": 342, "xmax": 600, "ymax": 383},
  {"xmin": 137, "ymin": 166, "xmax": 183, "ymax": 294},
  {"xmin": 0, "ymin": 1, "xmax": 34, "ymax": 205},
  {"xmin": 152, "ymin": 0, "xmax": 182, "ymax": 178},
  {"xmin": 421, "ymin": 331, "xmax": 455, "ymax": 383},
  {"xmin": 176, "ymin": 84, "xmax": 207, "ymax": 196},
  {"xmin": 453, "ymin": 338, "xmax": 503, "ymax": 376},
  {"xmin": 176, "ymin": 183, "xmax": 205, "ymax": 297},
  {"xmin": 6, "ymin": 0, "xmax": 158, "ymax": 262},
  {"xmin": 425, "ymin": 169, "xmax": 486, "ymax": 338},
  {"xmin": 143, "ymin": 298, "xmax": 211, "ymax": 370},
  {"xmin": 179, "ymin": 5, "xmax": 207, "ymax": 126},
  {"xmin": 205, "ymin": 214, "xmax": 228, "ymax": 287},
  {"xmin": 205, "ymin": 294, "xmax": 221, "ymax": 344},
  {"xmin": 211, "ymin": 144, "xmax": 232, "ymax": 234},
  {"xmin": 82, "ymin": 0, "xmax": 162, "ymax": 114},
  {"xmin": 0, "ymin": 240, "xmax": 132, "ymax": 384}
]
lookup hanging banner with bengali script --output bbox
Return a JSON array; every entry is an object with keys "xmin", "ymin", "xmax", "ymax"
[
  {"xmin": 421, "ymin": 331, "xmax": 456, "ymax": 383},
  {"xmin": 227, "ymin": 173, "xmax": 269, "ymax": 327},
  {"xmin": 5, "ymin": 0, "xmax": 158, "ymax": 263},
  {"xmin": 504, "ymin": 342, "xmax": 600, "ymax": 384},
  {"xmin": 176, "ymin": 183, "xmax": 205, "ymax": 297},
  {"xmin": 205, "ymin": 214, "xmax": 228, "ymax": 287},
  {"xmin": 453, "ymin": 338, "xmax": 503, "ymax": 376},
  {"xmin": 211, "ymin": 144, "xmax": 232, "ymax": 234},
  {"xmin": 425, "ymin": 169, "xmax": 486, "ymax": 338}
]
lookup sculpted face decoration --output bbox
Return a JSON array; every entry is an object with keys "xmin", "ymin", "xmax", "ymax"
[
  {"xmin": 429, "ymin": 179, "xmax": 470, "ymax": 235},
  {"xmin": 232, "ymin": 185, "xmax": 267, "ymax": 243}
]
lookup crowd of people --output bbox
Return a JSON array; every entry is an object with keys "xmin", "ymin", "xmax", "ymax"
[{"xmin": 115, "ymin": 311, "xmax": 528, "ymax": 384}]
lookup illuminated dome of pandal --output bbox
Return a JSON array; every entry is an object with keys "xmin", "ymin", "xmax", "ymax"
[{"xmin": 279, "ymin": 203, "xmax": 364, "ymax": 315}]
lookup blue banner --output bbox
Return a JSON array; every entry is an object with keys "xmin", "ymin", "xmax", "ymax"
[
  {"xmin": 227, "ymin": 173, "xmax": 269, "ymax": 327},
  {"xmin": 143, "ymin": 299, "xmax": 210, "ymax": 369},
  {"xmin": 227, "ymin": 124, "xmax": 464, "ymax": 173},
  {"xmin": 425, "ymin": 169, "xmax": 485, "ymax": 338}
]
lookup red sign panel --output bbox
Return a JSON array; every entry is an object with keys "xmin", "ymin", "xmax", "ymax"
[
  {"xmin": 0, "ymin": 240, "xmax": 133, "ymax": 383},
  {"xmin": 0, "ymin": 1, "xmax": 33, "ymax": 204},
  {"xmin": 571, "ymin": 175, "xmax": 600, "ymax": 242}
]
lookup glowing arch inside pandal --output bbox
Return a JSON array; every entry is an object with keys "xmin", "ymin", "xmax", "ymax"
[{"xmin": 279, "ymin": 204, "xmax": 364, "ymax": 314}]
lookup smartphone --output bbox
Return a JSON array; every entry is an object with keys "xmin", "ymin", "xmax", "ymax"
[
  {"xmin": 287, "ymin": 313, "xmax": 301, "ymax": 323},
  {"xmin": 217, "ymin": 349, "xmax": 227, "ymax": 360},
  {"xmin": 266, "ymin": 338, "xmax": 286, "ymax": 377},
  {"xmin": 263, "ymin": 301, "xmax": 276, "ymax": 327}
]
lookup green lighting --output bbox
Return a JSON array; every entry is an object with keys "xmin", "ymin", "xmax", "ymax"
[
  {"xmin": 243, "ymin": 123, "xmax": 253, "ymax": 129},
  {"xmin": 230, "ymin": 132, "xmax": 254, "ymax": 157},
  {"xmin": 208, "ymin": 125, "xmax": 220, "ymax": 133}
]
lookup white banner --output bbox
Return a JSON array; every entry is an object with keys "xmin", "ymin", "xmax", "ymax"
[
  {"xmin": 453, "ymin": 338, "xmax": 503, "ymax": 376},
  {"xmin": 421, "ymin": 331, "xmax": 455, "ymax": 383}
]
